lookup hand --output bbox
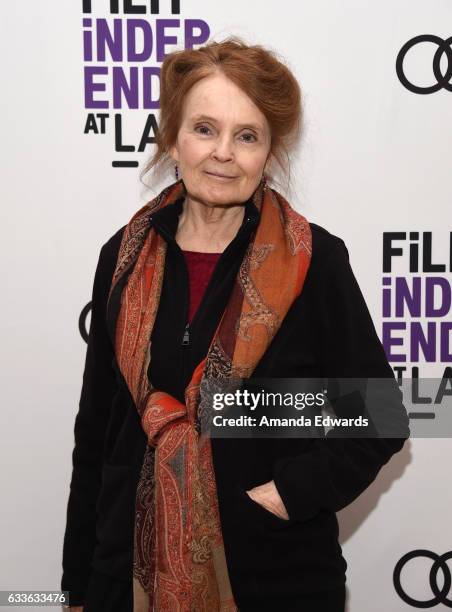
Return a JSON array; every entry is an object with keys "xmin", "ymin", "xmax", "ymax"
[{"xmin": 245, "ymin": 479, "xmax": 289, "ymax": 520}]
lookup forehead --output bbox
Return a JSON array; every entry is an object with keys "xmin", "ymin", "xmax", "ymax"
[{"xmin": 181, "ymin": 73, "xmax": 268, "ymax": 129}]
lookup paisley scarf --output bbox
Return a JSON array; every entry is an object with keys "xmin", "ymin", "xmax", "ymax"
[{"xmin": 107, "ymin": 178, "xmax": 312, "ymax": 611}]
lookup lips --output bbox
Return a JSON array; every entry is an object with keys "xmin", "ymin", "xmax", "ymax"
[{"xmin": 205, "ymin": 171, "xmax": 237, "ymax": 179}]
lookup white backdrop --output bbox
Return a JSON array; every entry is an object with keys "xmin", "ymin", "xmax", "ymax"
[{"xmin": 2, "ymin": 1, "xmax": 451, "ymax": 610}]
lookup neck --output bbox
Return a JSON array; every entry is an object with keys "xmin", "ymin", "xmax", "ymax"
[{"xmin": 175, "ymin": 196, "xmax": 246, "ymax": 253}]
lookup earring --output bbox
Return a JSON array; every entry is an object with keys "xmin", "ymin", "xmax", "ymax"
[
  {"xmin": 175, "ymin": 164, "xmax": 179, "ymax": 180},
  {"xmin": 262, "ymin": 174, "xmax": 267, "ymax": 189}
]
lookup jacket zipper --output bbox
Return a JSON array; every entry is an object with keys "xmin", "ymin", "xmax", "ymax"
[
  {"xmin": 181, "ymin": 213, "xmax": 255, "ymax": 338},
  {"xmin": 182, "ymin": 323, "xmax": 190, "ymax": 346},
  {"xmin": 179, "ymin": 250, "xmax": 190, "ymax": 391},
  {"xmin": 149, "ymin": 215, "xmax": 191, "ymax": 392},
  {"xmin": 149, "ymin": 212, "xmax": 256, "ymax": 394}
]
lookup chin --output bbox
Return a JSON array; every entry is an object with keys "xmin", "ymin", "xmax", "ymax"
[{"xmin": 188, "ymin": 185, "xmax": 244, "ymax": 206}]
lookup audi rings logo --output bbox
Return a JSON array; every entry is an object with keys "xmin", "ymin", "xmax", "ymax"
[
  {"xmin": 396, "ymin": 35, "xmax": 452, "ymax": 94},
  {"xmin": 79, "ymin": 301, "xmax": 92, "ymax": 344},
  {"xmin": 393, "ymin": 549, "xmax": 452, "ymax": 608}
]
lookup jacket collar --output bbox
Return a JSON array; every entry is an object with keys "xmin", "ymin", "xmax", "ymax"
[{"xmin": 148, "ymin": 186, "xmax": 261, "ymax": 244}]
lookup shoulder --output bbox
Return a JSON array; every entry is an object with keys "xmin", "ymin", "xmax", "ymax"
[
  {"xmin": 306, "ymin": 222, "xmax": 367, "ymax": 303},
  {"xmin": 101, "ymin": 224, "xmax": 127, "ymax": 259},
  {"xmin": 308, "ymin": 221, "xmax": 349, "ymax": 270},
  {"xmin": 95, "ymin": 224, "xmax": 127, "ymax": 284}
]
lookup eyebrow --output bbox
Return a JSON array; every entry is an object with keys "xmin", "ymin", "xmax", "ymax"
[{"xmin": 190, "ymin": 114, "xmax": 263, "ymax": 132}]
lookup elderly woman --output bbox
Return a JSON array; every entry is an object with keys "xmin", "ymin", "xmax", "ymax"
[{"xmin": 61, "ymin": 38, "xmax": 409, "ymax": 611}]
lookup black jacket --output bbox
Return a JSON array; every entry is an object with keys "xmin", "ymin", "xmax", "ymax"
[{"xmin": 61, "ymin": 194, "xmax": 410, "ymax": 607}]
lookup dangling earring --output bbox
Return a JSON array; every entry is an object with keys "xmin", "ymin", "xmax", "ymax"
[
  {"xmin": 262, "ymin": 174, "xmax": 267, "ymax": 189},
  {"xmin": 175, "ymin": 164, "xmax": 179, "ymax": 180}
]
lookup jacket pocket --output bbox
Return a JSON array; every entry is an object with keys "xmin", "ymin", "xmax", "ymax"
[{"xmin": 235, "ymin": 485, "xmax": 296, "ymax": 529}]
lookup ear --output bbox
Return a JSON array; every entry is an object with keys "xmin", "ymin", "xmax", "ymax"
[
  {"xmin": 263, "ymin": 150, "xmax": 273, "ymax": 175},
  {"xmin": 169, "ymin": 143, "xmax": 179, "ymax": 163}
]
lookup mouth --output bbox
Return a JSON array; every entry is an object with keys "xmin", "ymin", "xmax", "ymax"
[{"xmin": 205, "ymin": 171, "xmax": 238, "ymax": 180}]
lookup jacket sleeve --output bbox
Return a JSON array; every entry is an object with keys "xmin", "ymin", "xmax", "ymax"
[
  {"xmin": 272, "ymin": 238, "xmax": 410, "ymax": 523},
  {"xmin": 61, "ymin": 242, "xmax": 119, "ymax": 606}
]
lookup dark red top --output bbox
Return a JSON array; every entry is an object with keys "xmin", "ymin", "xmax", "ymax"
[{"xmin": 182, "ymin": 250, "xmax": 222, "ymax": 323}]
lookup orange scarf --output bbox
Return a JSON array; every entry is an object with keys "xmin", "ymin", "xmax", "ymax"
[{"xmin": 107, "ymin": 178, "xmax": 312, "ymax": 611}]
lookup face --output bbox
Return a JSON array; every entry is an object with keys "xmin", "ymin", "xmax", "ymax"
[{"xmin": 170, "ymin": 72, "xmax": 272, "ymax": 207}]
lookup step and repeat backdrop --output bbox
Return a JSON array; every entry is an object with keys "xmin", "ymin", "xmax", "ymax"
[{"xmin": 2, "ymin": 1, "xmax": 451, "ymax": 610}]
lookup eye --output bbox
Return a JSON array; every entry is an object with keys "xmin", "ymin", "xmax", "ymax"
[
  {"xmin": 239, "ymin": 132, "xmax": 257, "ymax": 143},
  {"xmin": 195, "ymin": 124, "xmax": 212, "ymax": 135}
]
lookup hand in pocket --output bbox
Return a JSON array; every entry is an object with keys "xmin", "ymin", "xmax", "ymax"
[{"xmin": 245, "ymin": 479, "xmax": 290, "ymax": 520}]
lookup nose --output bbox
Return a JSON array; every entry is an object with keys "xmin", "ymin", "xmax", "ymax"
[{"xmin": 212, "ymin": 134, "xmax": 234, "ymax": 162}]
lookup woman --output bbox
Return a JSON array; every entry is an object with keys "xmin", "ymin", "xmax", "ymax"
[{"xmin": 61, "ymin": 38, "xmax": 409, "ymax": 611}]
